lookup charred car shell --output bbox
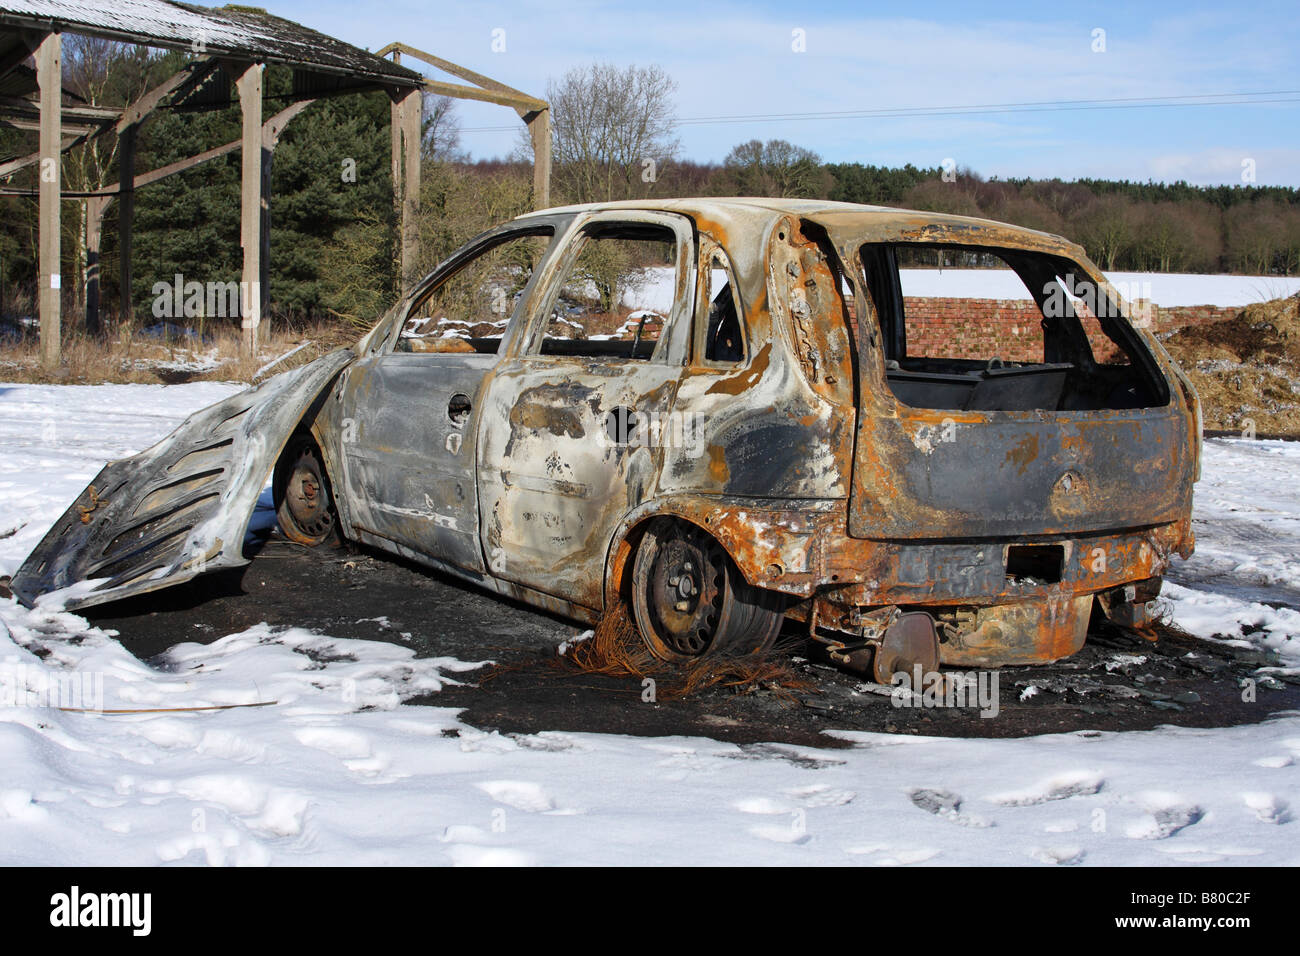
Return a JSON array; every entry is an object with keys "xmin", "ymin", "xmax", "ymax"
[{"xmin": 11, "ymin": 199, "xmax": 1200, "ymax": 677}]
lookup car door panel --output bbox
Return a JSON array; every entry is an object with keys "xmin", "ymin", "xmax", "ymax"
[
  {"xmin": 478, "ymin": 362, "xmax": 678, "ymax": 608},
  {"xmin": 338, "ymin": 353, "xmax": 494, "ymax": 572},
  {"xmin": 476, "ymin": 211, "xmax": 695, "ymax": 610},
  {"xmin": 333, "ymin": 224, "xmax": 559, "ymax": 575}
]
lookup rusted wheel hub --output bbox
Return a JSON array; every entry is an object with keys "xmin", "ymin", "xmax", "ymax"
[
  {"xmin": 631, "ymin": 518, "xmax": 788, "ymax": 663},
  {"xmin": 279, "ymin": 444, "xmax": 336, "ymax": 544},
  {"xmin": 644, "ymin": 526, "xmax": 726, "ymax": 657}
]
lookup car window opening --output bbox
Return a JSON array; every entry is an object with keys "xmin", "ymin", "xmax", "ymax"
[
  {"xmin": 395, "ymin": 229, "xmax": 554, "ymax": 355},
  {"xmin": 540, "ymin": 223, "xmax": 678, "ymax": 360},
  {"xmin": 703, "ymin": 244, "xmax": 745, "ymax": 363}
]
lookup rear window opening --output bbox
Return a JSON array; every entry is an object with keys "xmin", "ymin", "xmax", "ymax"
[
  {"xmin": 858, "ymin": 243, "xmax": 1169, "ymax": 412},
  {"xmin": 1005, "ymin": 544, "xmax": 1064, "ymax": 585}
]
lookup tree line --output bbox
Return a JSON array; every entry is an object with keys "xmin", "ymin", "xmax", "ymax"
[{"xmin": 2, "ymin": 52, "xmax": 1298, "ymax": 337}]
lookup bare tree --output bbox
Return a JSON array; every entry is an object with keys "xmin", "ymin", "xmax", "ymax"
[
  {"xmin": 722, "ymin": 139, "xmax": 828, "ymax": 198},
  {"xmin": 1134, "ymin": 202, "xmax": 1220, "ymax": 273},
  {"xmin": 544, "ymin": 62, "xmax": 679, "ymax": 203},
  {"xmin": 900, "ymin": 177, "xmax": 984, "ymax": 218},
  {"xmin": 422, "ymin": 93, "xmax": 464, "ymax": 162},
  {"xmin": 61, "ymin": 36, "xmax": 163, "ymax": 326},
  {"xmin": 1226, "ymin": 200, "xmax": 1288, "ymax": 275},
  {"xmin": 1073, "ymin": 195, "xmax": 1138, "ymax": 271}
]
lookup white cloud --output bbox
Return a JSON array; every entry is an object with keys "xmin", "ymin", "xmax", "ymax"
[{"xmin": 1145, "ymin": 147, "xmax": 1300, "ymax": 185}]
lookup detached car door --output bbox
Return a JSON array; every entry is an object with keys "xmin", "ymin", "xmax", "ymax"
[
  {"xmin": 476, "ymin": 211, "xmax": 696, "ymax": 611},
  {"xmin": 335, "ymin": 225, "xmax": 556, "ymax": 573}
]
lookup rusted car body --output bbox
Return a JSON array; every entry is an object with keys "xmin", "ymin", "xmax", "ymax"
[{"xmin": 11, "ymin": 199, "xmax": 1200, "ymax": 678}]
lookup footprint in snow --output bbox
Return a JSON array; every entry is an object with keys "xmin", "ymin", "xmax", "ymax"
[
  {"xmin": 0, "ymin": 789, "xmax": 49, "ymax": 823},
  {"xmin": 844, "ymin": 844, "xmax": 940, "ymax": 865},
  {"xmin": 445, "ymin": 844, "xmax": 535, "ymax": 867},
  {"xmin": 1028, "ymin": 845, "xmax": 1086, "ymax": 866},
  {"xmin": 1124, "ymin": 792, "xmax": 1204, "ymax": 840},
  {"xmin": 1241, "ymin": 792, "xmax": 1291, "ymax": 824},
  {"xmin": 170, "ymin": 775, "xmax": 312, "ymax": 839},
  {"xmin": 513, "ymin": 731, "xmax": 586, "ymax": 753},
  {"xmin": 735, "ymin": 787, "xmax": 856, "ymax": 819},
  {"xmin": 293, "ymin": 727, "xmax": 372, "ymax": 760},
  {"xmin": 155, "ymin": 829, "xmax": 272, "ymax": 867},
  {"xmin": 1152, "ymin": 844, "xmax": 1264, "ymax": 863},
  {"xmin": 477, "ymin": 780, "xmax": 557, "ymax": 813},
  {"xmin": 908, "ymin": 788, "xmax": 993, "ymax": 828},
  {"xmin": 987, "ymin": 770, "xmax": 1104, "ymax": 807},
  {"xmin": 748, "ymin": 823, "xmax": 811, "ymax": 845},
  {"xmin": 292, "ymin": 727, "xmax": 393, "ymax": 778},
  {"xmin": 788, "ymin": 785, "xmax": 856, "ymax": 808},
  {"xmin": 440, "ymin": 824, "xmax": 491, "ymax": 843},
  {"xmin": 734, "ymin": 796, "xmax": 789, "ymax": 815},
  {"xmin": 1252, "ymin": 755, "xmax": 1293, "ymax": 768}
]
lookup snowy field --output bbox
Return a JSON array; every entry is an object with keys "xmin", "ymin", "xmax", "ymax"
[
  {"xmin": 897, "ymin": 270, "xmax": 1300, "ymax": 307},
  {"xmin": 1, "ymin": 382, "xmax": 1299, "ymax": 866},
  {"xmin": 636, "ymin": 265, "xmax": 1300, "ymax": 309}
]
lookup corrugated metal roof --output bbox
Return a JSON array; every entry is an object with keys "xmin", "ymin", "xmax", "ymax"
[{"xmin": 0, "ymin": 1, "xmax": 422, "ymax": 85}]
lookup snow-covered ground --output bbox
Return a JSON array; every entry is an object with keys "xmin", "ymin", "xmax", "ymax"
[
  {"xmin": 898, "ymin": 270, "xmax": 1300, "ymax": 307},
  {"xmin": 1, "ymin": 382, "xmax": 1298, "ymax": 866}
]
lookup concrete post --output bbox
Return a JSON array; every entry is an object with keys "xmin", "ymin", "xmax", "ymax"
[
  {"xmin": 84, "ymin": 195, "xmax": 110, "ymax": 335},
  {"xmin": 36, "ymin": 32, "xmax": 61, "ymax": 368},
  {"xmin": 526, "ymin": 107, "xmax": 551, "ymax": 210},
  {"xmin": 118, "ymin": 124, "xmax": 135, "ymax": 327},
  {"xmin": 235, "ymin": 62, "xmax": 264, "ymax": 356}
]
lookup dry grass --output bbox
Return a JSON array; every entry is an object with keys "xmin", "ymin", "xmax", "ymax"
[{"xmin": 0, "ymin": 317, "xmax": 356, "ymax": 386}]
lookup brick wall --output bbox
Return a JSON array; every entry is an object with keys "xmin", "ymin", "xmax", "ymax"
[{"xmin": 899, "ymin": 297, "xmax": 1239, "ymax": 362}]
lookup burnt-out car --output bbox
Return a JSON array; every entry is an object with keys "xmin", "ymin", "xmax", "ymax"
[{"xmin": 11, "ymin": 199, "xmax": 1201, "ymax": 680}]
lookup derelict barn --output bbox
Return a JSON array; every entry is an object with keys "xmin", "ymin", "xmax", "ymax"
[{"xmin": 0, "ymin": 0, "xmax": 552, "ymax": 364}]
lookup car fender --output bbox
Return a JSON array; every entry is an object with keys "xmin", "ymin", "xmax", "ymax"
[
  {"xmin": 602, "ymin": 494, "xmax": 845, "ymax": 608},
  {"xmin": 9, "ymin": 349, "xmax": 356, "ymax": 611}
]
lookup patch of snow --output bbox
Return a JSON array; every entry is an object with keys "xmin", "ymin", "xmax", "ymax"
[{"xmin": 0, "ymin": 383, "xmax": 1298, "ymax": 864}]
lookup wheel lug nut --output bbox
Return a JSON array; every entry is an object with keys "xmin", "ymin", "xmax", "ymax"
[{"xmin": 675, "ymin": 600, "xmax": 690, "ymax": 612}]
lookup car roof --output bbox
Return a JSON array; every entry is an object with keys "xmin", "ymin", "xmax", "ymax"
[{"xmin": 515, "ymin": 197, "xmax": 1084, "ymax": 258}]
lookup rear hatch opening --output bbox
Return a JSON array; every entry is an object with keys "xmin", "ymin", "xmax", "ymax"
[
  {"xmin": 858, "ymin": 243, "xmax": 1170, "ymax": 413},
  {"xmin": 845, "ymin": 240, "xmax": 1194, "ymax": 542}
]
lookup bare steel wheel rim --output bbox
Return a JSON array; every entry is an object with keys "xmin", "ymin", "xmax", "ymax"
[
  {"xmin": 643, "ymin": 523, "xmax": 728, "ymax": 658},
  {"xmin": 283, "ymin": 446, "xmax": 334, "ymax": 541}
]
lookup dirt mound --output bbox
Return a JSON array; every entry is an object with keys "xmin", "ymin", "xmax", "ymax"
[{"xmin": 1161, "ymin": 293, "xmax": 1300, "ymax": 434}]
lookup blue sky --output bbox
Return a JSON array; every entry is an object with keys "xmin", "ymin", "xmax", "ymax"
[{"xmin": 273, "ymin": 0, "xmax": 1300, "ymax": 185}]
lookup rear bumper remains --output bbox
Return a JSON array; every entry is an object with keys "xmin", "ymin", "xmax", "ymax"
[{"xmin": 613, "ymin": 495, "xmax": 1189, "ymax": 667}]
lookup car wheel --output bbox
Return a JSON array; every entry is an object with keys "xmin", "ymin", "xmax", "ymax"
[
  {"xmin": 630, "ymin": 518, "xmax": 786, "ymax": 663},
  {"xmin": 275, "ymin": 436, "xmax": 339, "ymax": 547}
]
